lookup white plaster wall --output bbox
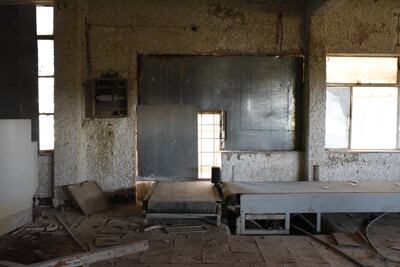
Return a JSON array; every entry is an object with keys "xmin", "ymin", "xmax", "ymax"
[
  {"xmin": 221, "ymin": 151, "xmax": 303, "ymax": 182},
  {"xmin": 0, "ymin": 120, "xmax": 38, "ymax": 234}
]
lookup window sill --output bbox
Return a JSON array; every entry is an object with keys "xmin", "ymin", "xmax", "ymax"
[
  {"xmin": 326, "ymin": 149, "xmax": 400, "ymax": 153},
  {"xmin": 39, "ymin": 150, "xmax": 54, "ymax": 156},
  {"xmin": 221, "ymin": 150, "xmax": 303, "ymax": 153}
]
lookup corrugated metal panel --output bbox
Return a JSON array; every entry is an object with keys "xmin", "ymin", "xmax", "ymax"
[{"xmin": 138, "ymin": 105, "xmax": 198, "ymax": 180}]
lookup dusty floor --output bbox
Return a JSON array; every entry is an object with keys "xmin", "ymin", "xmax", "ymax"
[{"xmin": 1, "ymin": 205, "xmax": 400, "ymax": 266}]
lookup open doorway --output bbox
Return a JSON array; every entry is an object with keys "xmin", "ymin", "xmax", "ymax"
[{"xmin": 197, "ymin": 111, "xmax": 225, "ymax": 179}]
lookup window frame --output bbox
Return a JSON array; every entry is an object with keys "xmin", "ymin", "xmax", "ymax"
[
  {"xmin": 37, "ymin": 5, "xmax": 55, "ymax": 154},
  {"xmin": 325, "ymin": 56, "xmax": 400, "ymax": 152}
]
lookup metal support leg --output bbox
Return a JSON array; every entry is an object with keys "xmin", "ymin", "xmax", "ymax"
[{"xmin": 285, "ymin": 213, "xmax": 290, "ymax": 234}]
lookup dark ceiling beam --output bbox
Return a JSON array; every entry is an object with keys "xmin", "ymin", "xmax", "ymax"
[{"xmin": 0, "ymin": 0, "xmax": 53, "ymax": 5}]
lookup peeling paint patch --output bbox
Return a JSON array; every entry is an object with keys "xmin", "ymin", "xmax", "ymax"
[
  {"xmin": 221, "ymin": 151, "xmax": 304, "ymax": 182},
  {"xmin": 207, "ymin": 3, "xmax": 245, "ymax": 24}
]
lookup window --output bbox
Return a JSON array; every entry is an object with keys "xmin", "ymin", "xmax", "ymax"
[
  {"xmin": 325, "ymin": 56, "xmax": 400, "ymax": 150},
  {"xmin": 36, "ymin": 6, "xmax": 54, "ymax": 151},
  {"xmin": 198, "ymin": 111, "xmax": 225, "ymax": 179}
]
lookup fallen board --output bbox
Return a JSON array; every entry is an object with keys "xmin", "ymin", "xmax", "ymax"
[
  {"xmin": 67, "ymin": 181, "xmax": 110, "ymax": 215},
  {"xmin": 0, "ymin": 240, "xmax": 148, "ymax": 267}
]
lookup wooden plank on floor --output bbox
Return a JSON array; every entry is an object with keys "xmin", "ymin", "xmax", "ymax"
[
  {"xmin": 255, "ymin": 240, "xmax": 297, "ymax": 265},
  {"xmin": 0, "ymin": 240, "xmax": 149, "ymax": 267},
  {"xmin": 202, "ymin": 243, "xmax": 264, "ymax": 264},
  {"xmin": 228, "ymin": 236, "xmax": 259, "ymax": 253}
]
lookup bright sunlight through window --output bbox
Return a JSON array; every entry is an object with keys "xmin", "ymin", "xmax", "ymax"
[
  {"xmin": 326, "ymin": 57, "xmax": 400, "ymax": 150},
  {"xmin": 198, "ymin": 112, "xmax": 224, "ymax": 179},
  {"xmin": 37, "ymin": 6, "xmax": 54, "ymax": 151}
]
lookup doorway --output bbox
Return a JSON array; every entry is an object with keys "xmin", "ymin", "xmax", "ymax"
[{"xmin": 197, "ymin": 111, "xmax": 224, "ymax": 179}]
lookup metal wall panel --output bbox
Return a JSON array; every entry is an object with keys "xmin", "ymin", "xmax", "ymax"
[
  {"xmin": 138, "ymin": 105, "xmax": 198, "ymax": 179},
  {"xmin": 139, "ymin": 56, "xmax": 303, "ymax": 151},
  {"xmin": 0, "ymin": 6, "xmax": 38, "ymax": 141}
]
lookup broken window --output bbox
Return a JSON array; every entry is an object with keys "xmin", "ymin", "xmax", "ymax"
[
  {"xmin": 198, "ymin": 111, "xmax": 224, "ymax": 179},
  {"xmin": 325, "ymin": 87, "xmax": 350, "ymax": 148},
  {"xmin": 37, "ymin": 6, "xmax": 54, "ymax": 151},
  {"xmin": 325, "ymin": 57, "xmax": 400, "ymax": 150}
]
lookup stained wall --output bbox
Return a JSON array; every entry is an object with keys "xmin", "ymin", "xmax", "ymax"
[{"xmin": 53, "ymin": 0, "xmax": 400, "ymax": 196}]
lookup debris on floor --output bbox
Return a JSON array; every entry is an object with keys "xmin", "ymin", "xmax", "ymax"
[
  {"xmin": 0, "ymin": 240, "xmax": 148, "ymax": 267},
  {"xmin": 332, "ymin": 232, "xmax": 366, "ymax": 247},
  {"xmin": 1, "ymin": 206, "xmax": 400, "ymax": 266}
]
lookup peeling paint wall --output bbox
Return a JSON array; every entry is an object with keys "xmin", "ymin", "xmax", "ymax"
[
  {"xmin": 221, "ymin": 152, "xmax": 303, "ymax": 182},
  {"xmin": 53, "ymin": 0, "xmax": 400, "ymax": 196}
]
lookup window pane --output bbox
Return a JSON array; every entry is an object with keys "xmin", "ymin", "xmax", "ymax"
[
  {"xmin": 326, "ymin": 57, "xmax": 398, "ymax": 84},
  {"xmin": 214, "ymin": 139, "xmax": 221, "ymax": 152},
  {"xmin": 351, "ymin": 87, "xmax": 398, "ymax": 149},
  {"xmin": 198, "ymin": 166, "xmax": 211, "ymax": 179},
  {"xmin": 200, "ymin": 153, "xmax": 214, "ymax": 166},
  {"xmin": 39, "ymin": 115, "xmax": 54, "ymax": 151},
  {"xmin": 325, "ymin": 87, "xmax": 350, "ymax": 148},
  {"xmin": 198, "ymin": 125, "xmax": 215, "ymax": 138},
  {"xmin": 39, "ymin": 78, "xmax": 54, "ymax": 113},
  {"xmin": 198, "ymin": 111, "xmax": 222, "ymax": 179},
  {"xmin": 200, "ymin": 114, "xmax": 216, "ymax": 124},
  {"xmin": 38, "ymin": 40, "xmax": 54, "ymax": 76},
  {"xmin": 36, "ymin": 6, "xmax": 53, "ymax": 35},
  {"xmin": 201, "ymin": 139, "xmax": 215, "ymax": 153}
]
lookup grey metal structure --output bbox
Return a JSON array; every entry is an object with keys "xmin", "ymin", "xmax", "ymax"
[
  {"xmin": 137, "ymin": 105, "xmax": 198, "ymax": 180},
  {"xmin": 143, "ymin": 181, "xmax": 222, "ymax": 225},
  {"xmin": 224, "ymin": 181, "xmax": 400, "ymax": 235},
  {"xmin": 139, "ymin": 55, "xmax": 304, "ymax": 151}
]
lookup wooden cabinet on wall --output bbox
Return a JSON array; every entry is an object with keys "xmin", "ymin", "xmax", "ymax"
[{"xmin": 86, "ymin": 78, "xmax": 128, "ymax": 118}]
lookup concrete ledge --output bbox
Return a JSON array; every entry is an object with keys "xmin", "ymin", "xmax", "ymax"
[{"xmin": 0, "ymin": 207, "xmax": 32, "ymax": 236}]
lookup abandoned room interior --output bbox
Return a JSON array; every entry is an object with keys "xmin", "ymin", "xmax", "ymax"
[{"xmin": 2, "ymin": 0, "xmax": 400, "ymax": 266}]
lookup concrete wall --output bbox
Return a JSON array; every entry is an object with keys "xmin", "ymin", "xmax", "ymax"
[
  {"xmin": 221, "ymin": 152, "xmax": 303, "ymax": 182},
  {"xmin": 53, "ymin": 0, "xmax": 400, "ymax": 196},
  {"xmin": 0, "ymin": 120, "xmax": 38, "ymax": 235},
  {"xmin": 306, "ymin": 0, "xmax": 400, "ymax": 181}
]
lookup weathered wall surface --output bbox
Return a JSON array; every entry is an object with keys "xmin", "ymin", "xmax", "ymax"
[
  {"xmin": 54, "ymin": 0, "xmax": 87, "ymax": 194},
  {"xmin": 54, "ymin": 0, "xmax": 304, "ymax": 196},
  {"xmin": 320, "ymin": 152, "xmax": 400, "ymax": 181},
  {"xmin": 53, "ymin": 0, "xmax": 400, "ymax": 197},
  {"xmin": 307, "ymin": 0, "xmax": 400, "ymax": 181},
  {"xmin": 221, "ymin": 152, "xmax": 303, "ymax": 182}
]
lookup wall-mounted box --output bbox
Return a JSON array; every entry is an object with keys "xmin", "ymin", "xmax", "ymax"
[{"xmin": 86, "ymin": 78, "xmax": 128, "ymax": 118}]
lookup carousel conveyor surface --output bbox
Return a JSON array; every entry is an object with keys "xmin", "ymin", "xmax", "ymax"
[{"xmin": 222, "ymin": 181, "xmax": 400, "ymax": 235}]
